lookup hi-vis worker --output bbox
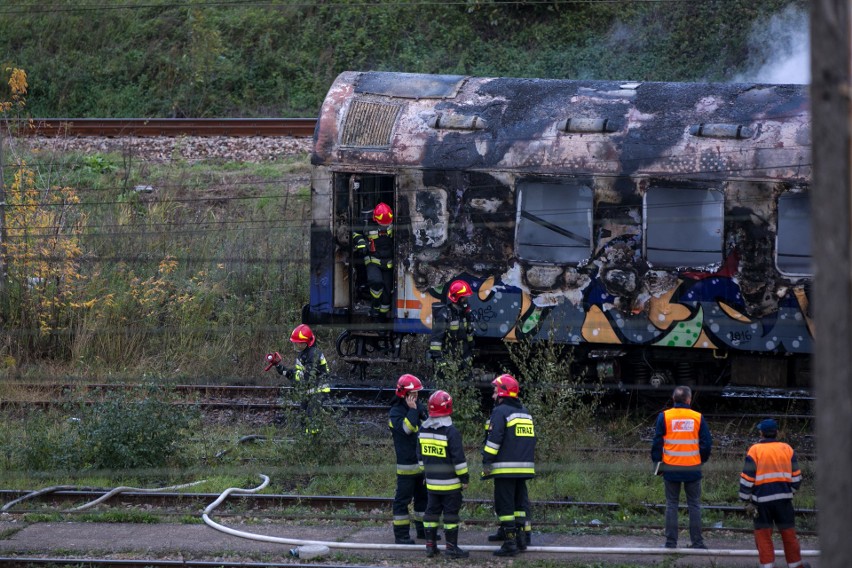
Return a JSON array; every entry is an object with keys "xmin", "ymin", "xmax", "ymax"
[
  {"xmin": 417, "ymin": 390, "xmax": 469, "ymax": 559},
  {"xmin": 481, "ymin": 374, "xmax": 536, "ymax": 557},
  {"xmin": 651, "ymin": 385, "xmax": 712, "ymax": 550},
  {"xmin": 739, "ymin": 419, "xmax": 810, "ymax": 568},
  {"xmin": 387, "ymin": 374, "xmax": 431, "ymax": 545},
  {"xmin": 264, "ymin": 324, "xmax": 331, "ymax": 434},
  {"xmin": 352, "ymin": 202, "xmax": 394, "ymax": 320}
]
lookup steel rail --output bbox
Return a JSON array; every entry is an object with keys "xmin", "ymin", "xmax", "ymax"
[
  {"xmin": 0, "ymin": 489, "xmax": 817, "ymax": 517},
  {"xmin": 10, "ymin": 118, "xmax": 317, "ymax": 138}
]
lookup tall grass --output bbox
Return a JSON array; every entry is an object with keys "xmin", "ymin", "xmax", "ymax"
[{"xmin": 1, "ymin": 140, "xmax": 312, "ymax": 381}]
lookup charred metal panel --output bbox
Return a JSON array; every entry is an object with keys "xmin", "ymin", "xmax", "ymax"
[
  {"xmin": 340, "ymin": 100, "xmax": 401, "ymax": 148},
  {"xmin": 355, "ymin": 72, "xmax": 466, "ymax": 99},
  {"xmin": 315, "ymin": 73, "xmax": 808, "ymax": 182}
]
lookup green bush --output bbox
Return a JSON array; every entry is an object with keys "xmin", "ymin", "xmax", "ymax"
[
  {"xmin": 75, "ymin": 384, "xmax": 199, "ymax": 470},
  {"xmin": 0, "ymin": 385, "xmax": 197, "ymax": 473},
  {"xmin": 508, "ymin": 338, "xmax": 602, "ymax": 459}
]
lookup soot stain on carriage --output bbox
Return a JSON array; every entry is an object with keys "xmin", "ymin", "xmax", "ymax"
[{"xmin": 413, "ymin": 170, "xmax": 514, "ymax": 278}]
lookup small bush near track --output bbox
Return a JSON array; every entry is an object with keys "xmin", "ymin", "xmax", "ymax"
[{"xmin": 1, "ymin": 384, "xmax": 198, "ymax": 472}]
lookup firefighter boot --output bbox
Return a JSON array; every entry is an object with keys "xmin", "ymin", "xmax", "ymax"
[
  {"xmin": 425, "ymin": 527, "xmax": 439, "ymax": 558},
  {"xmin": 494, "ymin": 527, "xmax": 519, "ymax": 557},
  {"xmin": 515, "ymin": 523, "xmax": 528, "ymax": 552},
  {"xmin": 415, "ymin": 521, "xmax": 440, "ymax": 541},
  {"xmin": 487, "ymin": 526, "xmax": 507, "ymax": 542},
  {"xmin": 393, "ymin": 524, "xmax": 414, "ymax": 545},
  {"xmin": 443, "ymin": 529, "xmax": 469, "ymax": 559}
]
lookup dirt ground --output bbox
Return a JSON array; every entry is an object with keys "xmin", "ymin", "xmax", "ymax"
[{"xmin": 0, "ymin": 518, "xmax": 820, "ymax": 567}]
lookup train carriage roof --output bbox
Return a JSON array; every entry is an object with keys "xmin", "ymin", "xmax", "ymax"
[{"xmin": 312, "ymin": 71, "xmax": 810, "ymax": 182}]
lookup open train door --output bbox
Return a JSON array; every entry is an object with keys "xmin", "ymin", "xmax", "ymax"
[
  {"xmin": 332, "ymin": 172, "xmax": 396, "ymax": 319},
  {"xmin": 332, "ymin": 172, "xmax": 402, "ymax": 379}
]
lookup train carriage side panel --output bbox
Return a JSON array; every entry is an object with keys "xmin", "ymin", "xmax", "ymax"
[{"xmin": 309, "ymin": 71, "xmax": 812, "ymax": 387}]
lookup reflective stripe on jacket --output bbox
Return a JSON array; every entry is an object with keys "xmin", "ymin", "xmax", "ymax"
[
  {"xmin": 388, "ymin": 398, "xmax": 426, "ymax": 475},
  {"xmin": 430, "ymin": 302, "xmax": 474, "ymax": 359},
  {"xmin": 662, "ymin": 407, "xmax": 702, "ymax": 467},
  {"xmin": 739, "ymin": 440, "xmax": 801, "ymax": 503},
  {"xmin": 482, "ymin": 398, "xmax": 536, "ymax": 479},
  {"xmin": 418, "ymin": 416, "xmax": 469, "ymax": 492}
]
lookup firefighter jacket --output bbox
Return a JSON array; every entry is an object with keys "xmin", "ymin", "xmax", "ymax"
[
  {"xmin": 429, "ymin": 300, "xmax": 474, "ymax": 360},
  {"xmin": 353, "ymin": 222, "xmax": 393, "ymax": 270},
  {"xmin": 276, "ymin": 344, "xmax": 331, "ymax": 395},
  {"xmin": 417, "ymin": 416, "xmax": 469, "ymax": 492},
  {"xmin": 651, "ymin": 403, "xmax": 712, "ymax": 482},
  {"xmin": 481, "ymin": 398, "xmax": 536, "ymax": 479},
  {"xmin": 388, "ymin": 397, "xmax": 427, "ymax": 476},
  {"xmin": 739, "ymin": 439, "xmax": 801, "ymax": 504}
]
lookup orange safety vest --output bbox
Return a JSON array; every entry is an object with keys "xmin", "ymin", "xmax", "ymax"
[
  {"xmin": 662, "ymin": 407, "xmax": 702, "ymax": 468},
  {"xmin": 741, "ymin": 442, "xmax": 799, "ymax": 496}
]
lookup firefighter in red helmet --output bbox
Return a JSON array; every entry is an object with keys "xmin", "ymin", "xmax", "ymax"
[
  {"xmin": 418, "ymin": 390, "xmax": 469, "ymax": 558},
  {"xmin": 352, "ymin": 202, "xmax": 394, "ymax": 320},
  {"xmin": 482, "ymin": 374, "xmax": 536, "ymax": 556},
  {"xmin": 263, "ymin": 324, "xmax": 331, "ymax": 434},
  {"xmin": 429, "ymin": 279, "xmax": 476, "ymax": 382},
  {"xmin": 388, "ymin": 374, "xmax": 431, "ymax": 544}
]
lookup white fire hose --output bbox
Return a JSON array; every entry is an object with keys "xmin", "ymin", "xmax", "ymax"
[{"xmin": 202, "ymin": 474, "xmax": 821, "ymax": 559}]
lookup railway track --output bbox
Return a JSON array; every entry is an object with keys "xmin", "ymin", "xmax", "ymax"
[
  {"xmin": 0, "ymin": 488, "xmax": 817, "ymax": 522},
  {"xmin": 0, "ymin": 381, "xmax": 818, "ymax": 430},
  {"xmin": 11, "ymin": 118, "xmax": 318, "ymax": 138}
]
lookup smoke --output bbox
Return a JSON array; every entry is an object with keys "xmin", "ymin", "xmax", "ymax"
[{"xmin": 732, "ymin": 4, "xmax": 810, "ymax": 84}]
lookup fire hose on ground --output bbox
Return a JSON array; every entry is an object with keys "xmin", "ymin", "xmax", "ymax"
[{"xmin": 202, "ymin": 474, "xmax": 821, "ymax": 560}]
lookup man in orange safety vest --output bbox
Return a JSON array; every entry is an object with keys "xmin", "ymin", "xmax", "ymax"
[{"xmin": 651, "ymin": 385, "xmax": 713, "ymax": 550}]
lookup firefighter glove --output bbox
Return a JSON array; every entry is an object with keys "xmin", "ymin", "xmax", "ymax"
[{"xmin": 744, "ymin": 502, "xmax": 758, "ymax": 518}]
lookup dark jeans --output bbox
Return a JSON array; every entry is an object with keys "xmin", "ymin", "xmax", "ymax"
[
  {"xmin": 664, "ymin": 478, "xmax": 703, "ymax": 547},
  {"xmin": 754, "ymin": 498, "xmax": 796, "ymax": 530}
]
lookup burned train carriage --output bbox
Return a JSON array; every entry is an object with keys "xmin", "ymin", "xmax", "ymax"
[{"xmin": 307, "ymin": 71, "xmax": 811, "ymax": 389}]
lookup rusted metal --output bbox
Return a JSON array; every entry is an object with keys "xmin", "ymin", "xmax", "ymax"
[{"xmin": 12, "ymin": 118, "xmax": 317, "ymax": 138}]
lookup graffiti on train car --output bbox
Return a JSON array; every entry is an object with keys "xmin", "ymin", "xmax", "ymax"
[{"xmin": 415, "ymin": 269, "xmax": 812, "ymax": 355}]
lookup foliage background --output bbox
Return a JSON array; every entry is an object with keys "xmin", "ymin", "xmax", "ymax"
[
  {"xmin": 0, "ymin": 0, "xmax": 807, "ymax": 118},
  {"xmin": 0, "ymin": 0, "xmax": 811, "ymax": 376}
]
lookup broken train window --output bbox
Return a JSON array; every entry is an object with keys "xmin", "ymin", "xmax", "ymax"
[
  {"xmin": 776, "ymin": 191, "xmax": 811, "ymax": 275},
  {"xmin": 644, "ymin": 185, "xmax": 723, "ymax": 268},
  {"xmin": 516, "ymin": 180, "xmax": 593, "ymax": 263}
]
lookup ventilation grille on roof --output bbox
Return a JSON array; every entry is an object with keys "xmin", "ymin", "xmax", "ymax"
[{"xmin": 341, "ymin": 100, "xmax": 401, "ymax": 148}]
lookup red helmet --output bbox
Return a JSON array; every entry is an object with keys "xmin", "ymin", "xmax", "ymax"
[
  {"xmin": 428, "ymin": 390, "xmax": 453, "ymax": 417},
  {"xmin": 396, "ymin": 374, "xmax": 424, "ymax": 398},
  {"xmin": 373, "ymin": 202, "xmax": 393, "ymax": 226},
  {"xmin": 492, "ymin": 374, "xmax": 520, "ymax": 398},
  {"xmin": 289, "ymin": 324, "xmax": 316, "ymax": 347},
  {"xmin": 447, "ymin": 279, "xmax": 474, "ymax": 303}
]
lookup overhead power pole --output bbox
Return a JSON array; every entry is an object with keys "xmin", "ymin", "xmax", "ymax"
[{"xmin": 811, "ymin": 0, "xmax": 852, "ymax": 565}]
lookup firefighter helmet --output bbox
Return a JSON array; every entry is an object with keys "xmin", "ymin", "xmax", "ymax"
[
  {"xmin": 373, "ymin": 202, "xmax": 393, "ymax": 226},
  {"xmin": 396, "ymin": 374, "xmax": 424, "ymax": 398},
  {"xmin": 289, "ymin": 324, "xmax": 316, "ymax": 347},
  {"xmin": 492, "ymin": 374, "xmax": 520, "ymax": 398},
  {"xmin": 428, "ymin": 390, "xmax": 453, "ymax": 417},
  {"xmin": 447, "ymin": 279, "xmax": 474, "ymax": 303}
]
